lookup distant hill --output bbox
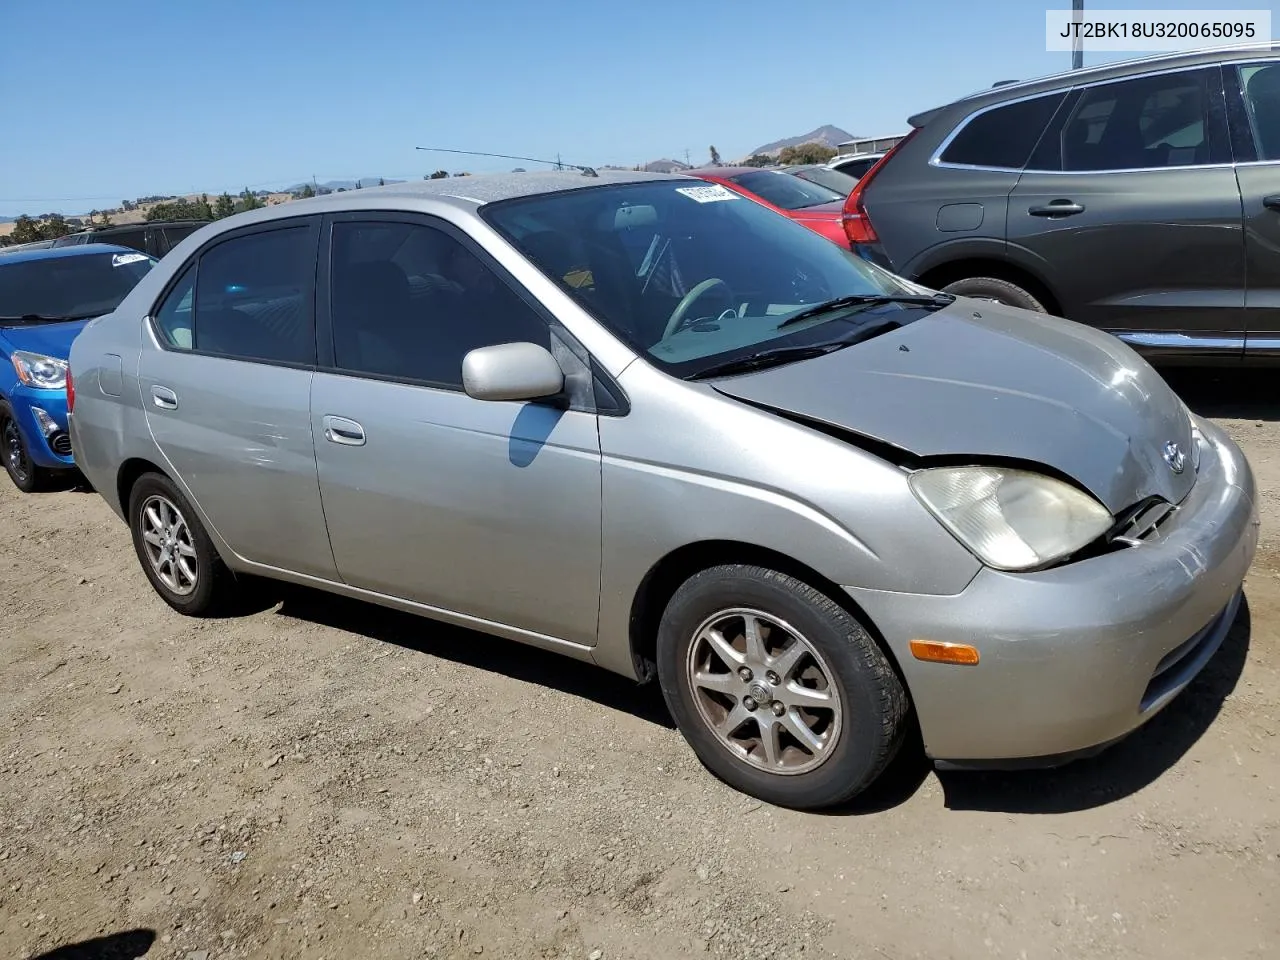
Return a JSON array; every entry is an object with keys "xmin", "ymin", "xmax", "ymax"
[
  {"xmin": 0, "ymin": 216, "xmax": 13, "ymax": 223},
  {"xmin": 746, "ymin": 125, "xmax": 857, "ymax": 158}
]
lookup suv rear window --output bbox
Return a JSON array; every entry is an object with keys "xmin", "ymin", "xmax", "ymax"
[{"xmin": 939, "ymin": 93, "xmax": 1066, "ymax": 169}]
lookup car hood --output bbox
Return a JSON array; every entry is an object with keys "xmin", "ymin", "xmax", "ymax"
[
  {"xmin": 787, "ymin": 200, "xmax": 845, "ymax": 220},
  {"xmin": 710, "ymin": 301, "xmax": 1197, "ymax": 514},
  {"xmin": 0, "ymin": 318, "xmax": 90, "ymax": 359}
]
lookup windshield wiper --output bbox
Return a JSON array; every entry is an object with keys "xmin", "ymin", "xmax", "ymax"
[
  {"xmin": 777, "ymin": 292, "xmax": 954, "ymax": 329},
  {"xmin": 688, "ymin": 344, "xmax": 843, "ymax": 381},
  {"xmin": 0, "ymin": 312, "xmax": 95, "ymax": 324}
]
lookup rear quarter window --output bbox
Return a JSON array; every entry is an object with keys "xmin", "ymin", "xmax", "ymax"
[{"xmin": 938, "ymin": 92, "xmax": 1068, "ymax": 169}]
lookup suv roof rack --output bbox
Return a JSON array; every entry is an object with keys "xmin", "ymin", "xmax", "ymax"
[{"xmin": 959, "ymin": 41, "xmax": 1280, "ymax": 103}]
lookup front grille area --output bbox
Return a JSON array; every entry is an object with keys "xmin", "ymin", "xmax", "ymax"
[
  {"xmin": 49, "ymin": 432, "xmax": 72, "ymax": 455},
  {"xmin": 1109, "ymin": 496, "xmax": 1177, "ymax": 547}
]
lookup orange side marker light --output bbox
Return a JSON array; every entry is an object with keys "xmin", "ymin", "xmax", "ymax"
[{"xmin": 909, "ymin": 639, "xmax": 980, "ymax": 666}]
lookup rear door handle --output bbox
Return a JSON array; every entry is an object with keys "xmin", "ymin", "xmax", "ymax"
[
  {"xmin": 323, "ymin": 415, "xmax": 366, "ymax": 446},
  {"xmin": 151, "ymin": 385, "xmax": 178, "ymax": 410},
  {"xmin": 1028, "ymin": 201, "xmax": 1085, "ymax": 217},
  {"xmin": 1263, "ymin": 194, "xmax": 1280, "ymax": 211}
]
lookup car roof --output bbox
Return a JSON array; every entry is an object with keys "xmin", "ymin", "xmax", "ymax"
[
  {"xmin": 909, "ymin": 41, "xmax": 1280, "ymax": 127},
  {"xmin": 0, "ymin": 243, "xmax": 147, "ymax": 266},
  {"xmin": 224, "ymin": 170, "xmax": 682, "ymax": 224}
]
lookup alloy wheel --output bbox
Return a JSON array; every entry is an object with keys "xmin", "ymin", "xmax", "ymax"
[
  {"xmin": 685, "ymin": 607, "xmax": 843, "ymax": 776},
  {"xmin": 139, "ymin": 494, "xmax": 199, "ymax": 595}
]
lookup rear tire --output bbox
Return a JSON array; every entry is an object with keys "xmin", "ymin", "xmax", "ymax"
[
  {"xmin": 941, "ymin": 276, "xmax": 1047, "ymax": 312},
  {"xmin": 656, "ymin": 564, "xmax": 908, "ymax": 810},
  {"xmin": 127, "ymin": 472, "xmax": 233, "ymax": 616},
  {"xmin": 1, "ymin": 404, "xmax": 48, "ymax": 493}
]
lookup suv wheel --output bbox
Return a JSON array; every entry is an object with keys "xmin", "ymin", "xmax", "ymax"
[
  {"xmin": 657, "ymin": 565, "xmax": 908, "ymax": 810},
  {"xmin": 128, "ymin": 472, "xmax": 232, "ymax": 615},
  {"xmin": 941, "ymin": 276, "xmax": 1047, "ymax": 312}
]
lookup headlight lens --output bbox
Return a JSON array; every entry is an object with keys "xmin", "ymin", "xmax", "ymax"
[
  {"xmin": 11, "ymin": 351, "xmax": 68, "ymax": 390},
  {"xmin": 909, "ymin": 466, "xmax": 1113, "ymax": 571}
]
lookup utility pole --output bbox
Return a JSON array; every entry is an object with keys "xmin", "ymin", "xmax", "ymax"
[
  {"xmin": 1072, "ymin": 0, "xmax": 1084, "ymax": 70},
  {"xmin": 555, "ymin": 153, "xmax": 563, "ymax": 171},
  {"xmin": 684, "ymin": 148, "xmax": 691, "ymax": 166}
]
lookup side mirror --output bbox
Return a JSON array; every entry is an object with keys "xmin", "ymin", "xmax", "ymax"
[{"xmin": 462, "ymin": 342, "xmax": 565, "ymax": 402}]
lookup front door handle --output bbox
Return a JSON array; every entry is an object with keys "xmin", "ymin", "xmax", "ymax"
[
  {"xmin": 1263, "ymin": 194, "xmax": 1280, "ymax": 211},
  {"xmin": 323, "ymin": 415, "xmax": 366, "ymax": 446},
  {"xmin": 1028, "ymin": 201, "xmax": 1085, "ymax": 217},
  {"xmin": 151, "ymin": 385, "xmax": 178, "ymax": 410}
]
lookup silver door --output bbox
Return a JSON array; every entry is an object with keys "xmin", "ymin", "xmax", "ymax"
[
  {"xmin": 139, "ymin": 219, "xmax": 337, "ymax": 580},
  {"xmin": 311, "ymin": 374, "xmax": 602, "ymax": 645},
  {"xmin": 310, "ymin": 215, "xmax": 602, "ymax": 646}
]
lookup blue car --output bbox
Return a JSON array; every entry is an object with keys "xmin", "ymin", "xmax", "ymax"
[{"xmin": 0, "ymin": 244, "xmax": 156, "ymax": 491}]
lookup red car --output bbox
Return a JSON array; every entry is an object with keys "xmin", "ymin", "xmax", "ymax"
[{"xmin": 683, "ymin": 166, "xmax": 849, "ymax": 247}]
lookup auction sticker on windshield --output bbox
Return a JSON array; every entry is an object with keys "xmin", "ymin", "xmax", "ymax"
[
  {"xmin": 675, "ymin": 184, "xmax": 739, "ymax": 203},
  {"xmin": 111, "ymin": 252, "xmax": 150, "ymax": 267}
]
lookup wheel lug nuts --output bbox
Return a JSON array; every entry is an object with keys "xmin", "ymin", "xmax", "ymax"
[
  {"xmin": 766, "ymin": 671, "xmax": 780, "ymax": 686},
  {"xmin": 771, "ymin": 701, "xmax": 786, "ymax": 717},
  {"xmin": 738, "ymin": 667, "xmax": 753, "ymax": 682},
  {"xmin": 743, "ymin": 696, "xmax": 758, "ymax": 712}
]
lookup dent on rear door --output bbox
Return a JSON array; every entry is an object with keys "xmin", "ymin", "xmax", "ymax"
[{"xmin": 137, "ymin": 343, "xmax": 337, "ymax": 579}]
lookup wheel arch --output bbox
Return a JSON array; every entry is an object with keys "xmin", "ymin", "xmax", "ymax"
[
  {"xmin": 116, "ymin": 456, "xmax": 168, "ymax": 516},
  {"xmin": 627, "ymin": 539, "xmax": 908, "ymax": 690},
  {"xmin": 916, "ymin": 257, "xmax": 1064, "ymax": 317}
]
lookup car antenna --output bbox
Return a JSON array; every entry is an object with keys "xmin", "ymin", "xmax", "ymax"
[{"xmin": 415, "ymin": 146, "xmax": 598, "ymax": 177}]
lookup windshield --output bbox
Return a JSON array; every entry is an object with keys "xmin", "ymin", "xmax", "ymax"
[
  {"xmin": 787, "ymin": 166, "xmax": 859, "ymax": 197},
  {"xmin": 725, "ymin": 170, "xmax": 844, "ymax": 210},
  {"xmin": 483, "ymin": 179, "xmax": 923, "ymax": 379},
  {"xmin": 0, "ymin": 250, "xmax": 156, "ymax": 321}
]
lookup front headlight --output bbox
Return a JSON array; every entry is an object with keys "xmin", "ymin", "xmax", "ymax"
[
  {"xmin": 10, "ymin": 351, "xmax": 68, "ymax": 390},
  {"xmin": 909, "ymin": 466, "xmax": 1113, "ymax": 571}
]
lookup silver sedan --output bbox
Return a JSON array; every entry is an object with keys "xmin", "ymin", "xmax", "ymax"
[{"xmin": 67, "ymin": 171, "xmax": 1257, "ymax": 809}]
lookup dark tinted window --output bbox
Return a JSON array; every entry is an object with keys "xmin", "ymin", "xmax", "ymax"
[
  {"xmin": 328, "ymin": 220, "xmax": 549, "ymax": 387},
  {"xmin": 161, "ymin": 224, "xmax": 202, "ymax": 254},
  {"xmin": 832, "ymin": 157, "xmax": 877, "ymax": 178},
  {"xmin": 725, "ymin": 170, "xmax": 844, "ymax": 210},
  {"xmin": 1058, "ymin": 70, "xmax": 1211, "ymax": 171},
  {"xmin": 1239, "ymin": 63, "xmax": 1280, "ymax": 160},
  {"xmin": 92, "ymin": 227, "xmax": 148, "ymax": 253},
  {"xmin": 940, "ymin": 93, "xmax": 1066, "ymax": 169},
  {"xmin": 0, "ymin": 250, "xmax": 155, "ymax": 320},
  {"xmin": 788, "ymin": 166, "xmax": 859, "ymax": 196},
  {"xmin": 183, "ymin": 226, "xmax": 315, "ymax": 364}
]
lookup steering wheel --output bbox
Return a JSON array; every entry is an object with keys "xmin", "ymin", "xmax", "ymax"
[{"xmin": 662, "ymin": 278, "xmax": 732, "ymax": 339}]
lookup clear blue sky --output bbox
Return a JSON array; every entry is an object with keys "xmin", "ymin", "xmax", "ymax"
[{"xmin": 1, "ymin": 0, "xmax": 1274, "ymax": 216}]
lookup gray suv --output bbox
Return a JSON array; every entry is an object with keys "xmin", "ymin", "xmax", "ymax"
[{"xmin": 846, "ymin": 43, "xmax": 1280, "ymax": 364}]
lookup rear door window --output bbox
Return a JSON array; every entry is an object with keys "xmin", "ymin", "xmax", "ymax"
[
  {"xmin": 939, "ymin": 92, "xmax": 1067, "ymax": 169},
  {"xmin": 152, "ymin": 224, "xmax": 317, "ymax": 364},
  {"xmin": 1054, "ymin": 68, "xmax": 1221, "ymax": 171}
]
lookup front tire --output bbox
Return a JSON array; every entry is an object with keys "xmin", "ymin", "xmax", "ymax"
[
  {"xmin": 941, "ymin": 276, "xmax": 1047, "ymax": 312},
  {"xmin": 1, "ymin": 405, "xmax": 48, "ymax": 493},
  {"xmin": 657, "ymin": 565, "xmax": 908, "ymax": 810},
  {"xmin": 127, "ymin": 472, "xmax": 232, "ymax": 616}
]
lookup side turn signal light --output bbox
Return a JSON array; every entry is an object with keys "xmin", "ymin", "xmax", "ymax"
[{"xmin": 909, "ymin": 639, "xmax": 980, "ymax": 666}]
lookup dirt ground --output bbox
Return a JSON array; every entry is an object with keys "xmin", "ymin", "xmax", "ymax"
[{"xmin": 1, "ymin": 368, "xmax": 1277, "ymax": 960}]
